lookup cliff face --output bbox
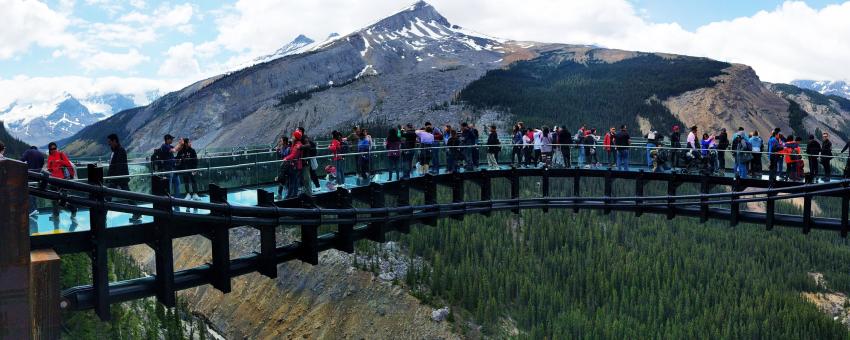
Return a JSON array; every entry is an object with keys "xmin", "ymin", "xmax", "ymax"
[
  {"xmin": 125, "ymin": 227, "xmax": 459, "ymax": 339},
  {"xmin": 663, "ymin": 64, "xmax": 792, "ymax": 135},
  {"xmin": 766, "ymin": 83, "xmax": 850, "ymax": 139}
]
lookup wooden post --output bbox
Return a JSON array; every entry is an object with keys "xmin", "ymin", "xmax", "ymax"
[
  {"xmin": 542, "ymin": 167, "xmax": 550, "ymax": 213},
  {"xmin": 451, "ymin": 172, "xmax": 464, "ymax": 221},
  {"xmin": 802, "ymin": 184, "xmax": 812, "ymax": 234},
  {"xmin": 298, "ymin": 194, "xmax": 319, "ymax": 265},
  {"xmin": 208, "ymin": 184, "xmax": 231, "ymax": 293},
  {"xmin": 256, "ymin": 189, "xmax": 278, "ymax": 278},
  {"xmin": 151, "ymin": 175, "xmax": 176, "ymax": 308},
  {"xmin": 510, "ymin": 166, "xmax": 520, "ymax": 214},
  {"xmin": 0, "ymin": 160, "xmax": 33, "ymax": 339},
  {"xmin": 700, "ymin": 178, "xmax": 710, "ymax": 223},
  {"xmin": 730, "ymin": 176, "xmax": 741, "ymax": 227},
  {"xmin": 30, "ymin": 249, "xmax": 61, "ymax": 340},
  {"xmin": 666, "ymin": 174, "xmax": 678, "ymax": 220},
  {"xmin": 395, "ymin": 179, "xmax": 411, "ymax": 234},
  {"xmin": 423, "ymin": 173, "xmax": 438, "ymax": 226},
  {"xmin": 333, "ymin": 188, "xmax": 355, "ymax": 253},
  {"xmin": 635, "ymin": 170, "xmax": 645, "ymax": 217},
  {"xmin": 766, "ymin": 178, "xmax": 776, "ymax": 231},
  {"xmin": 479, "ymin": 169, "xmax": 492, "ymax": 217},
  {"xmin": 366, "ymin": 183, "xmax": 388, "ymax": 243},
  {"xmin": 841, "ymin": 181, "xmax": 849, "ymax": 238},
  {"xmin": 86, "ymin": 164, "xmax": 110, "ymax": 320},
  {"xmin": 573, "ymin": 170, "xmax": 581, "ymax": 214},
  {"xmin": 603, "ymin": 169, "xmax": 612, "ymax": 215}
]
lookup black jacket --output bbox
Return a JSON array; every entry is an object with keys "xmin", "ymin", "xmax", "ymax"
[
  {"xmin": 717, "ymin": 132, "xmax": 730, "ymax": 150},
  {"xmin": 806, "ymin": 140, "xmax": 821, "ymax": 157},
  {"xmin": 821, "ymin": 139, "xmax": 833, "ymax": 157},
  {"xmin": 487, "ymin": 131, "xmax": 500, "ymax": 153},
  {"xmin": 177, "ymin": 147, "xmax": 198, "ymax": 170},
  {"xmin": 107, "ymin": 146, "xmax": 130, "ymax": 185}
]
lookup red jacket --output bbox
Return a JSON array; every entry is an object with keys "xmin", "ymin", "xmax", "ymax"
[
  {"xmin": 284, "ymin": 141, "xmax": 303, "ymax": 169},
  {"xmin": 47, "ymin": 151, "xmax": 75, "ymax": 179},
  {"xmin": 329, "ymin": 139, "xmax": 343, "ymax": 161},
  {"xmin": 603, "ymin": 133, "xmax": 613, "ymax": 151}
]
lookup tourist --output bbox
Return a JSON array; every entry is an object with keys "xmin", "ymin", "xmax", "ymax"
[
  {"xmin": 106, "ymin": 134, "xmax": 143, "ymax": 222},
  {"xmin": 604, "ymin": 127, "xmax": 616, "ymax": 167},
  {"xmin": 297, "ymin": 127, "xmax": 321, "ymax": 193},
  {"xmin": 428, "ymin": 122, "xmax": 442, "ymax": 174},
  {"xmin": 821, "ymin": 132, "xmax": 833, "ymax": 181},
  {"xmin": 20, "ymin": 145, "xmax": 45, "ymax": 216},
  {"xmin": 177, "ymin": 138, "xmax": 200, "ymax": 200},
  {"xmin": 583, "ymin": 130, "xmax": 595, "ymax": 169},
  {"xmin": 716, "ymin": 128, "xmax": 730, "ymax": 171},
  {"xmin": 402, "ymin": 124, "xmax": 417, "ymax": 178},
  {"xmin": 782, "ymin": 135, "xmax": 801, "ymax": 181},
  {"xmin": 540, "ymin": 126, "xmax": 553, "ymax": 167},
  {"xmin": 46, "ymin": 142, "xmax": 78, "ymax": 220},
  {"xmin": 670, "ymin": 125, "xmax": 681, "ymax": 168},
  {"xmin": 446, "ymin": 128, "xmax": 461, "ymax": 173},
  {"xmin": 461, "ymin": 123, "xmax": 476, "ymax": 170},
  {"xmin": 154, "ymin": 134, "xmax": 180, "ymax": 195},
  {"xmin": 283, "ymin": 130, "xmax": 303, "ymax": 198},
  {"xmin": 328, "ymin": 131, "xmax": 347, "ymax": 187},
  {"xmin": 806, "ymin": 134, "xmax": 821, "ymax": 179},
  {"xmin": 749, "ymin": 131, "xmax": 764, "ymax": 178},
  {"xmin": 615, "ymin": 125, "xmax": 630, "ymax": 171},
  {"xmin": 471, "ymin": 124, "xmax": 480, "ymax": 167},
  {"xmin": 416, "ymin": 126, "xmax": 434, "ymax": 175},
  {"xmin": 576, "ymin": 125, "xmax": 586, "ymax": 167},
  {"xmin": 733, "ymin": 127, "xmax": 751, "ymax": 179},
  {"xmin": 275, "ymin": 136, "xmax": 291, "ymax": 198},
  {"xmin": 558, "ymin": 126, "xmax": 573, "ymax": 167},
  {"xmin": 645, "ymin": 129, "xmax": 659, "ymax": 167},
  {"xmin": 486, "ymin": 125, "xmax": 501, "ymax": 169},
  {"xmin": 511, "ymin": 124, "xmax": 524, "ymax": 166},
  {"xmin": 357, "ymin": 130, "xmax": 371, "ymax": 184},
  {"xmin": 841, "ymin": 139, "xmax": 850, "ymax": 178},
  {"xmin": 385, "ymin": 128, "xmax": 402, "ymax": 181},
  {"xmin": 768, "ymin": 128, "xmax": 783, "ymax": 180},
  {"xmin": 522, "ymin": 128, "xmax": 534, "ymax": 168}
]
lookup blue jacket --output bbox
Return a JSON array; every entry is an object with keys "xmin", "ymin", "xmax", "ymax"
[{"xmin": 20, "ymin": 148, "xmax": 45, "ymax": 170}]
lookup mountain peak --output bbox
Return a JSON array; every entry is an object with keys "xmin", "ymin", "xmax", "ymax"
[
  {"xmin": 292, "ymin": 34, "xmax": 314, "ymax": 45},
  {"xmin": 369, "ymin": 1, "xmax": 450, "ymax": 32}
]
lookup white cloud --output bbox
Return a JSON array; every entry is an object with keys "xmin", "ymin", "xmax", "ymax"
[
  {"xmin": 80, "ymin": 49, "xmax": 150, "ymax": 71},
  {"xmin": 0, "ymin": 0, "xmax": 81, "ymax": 59},
  {"xmin": 158, "ymin": 43, "xmax": 201, "ymax": 78}
]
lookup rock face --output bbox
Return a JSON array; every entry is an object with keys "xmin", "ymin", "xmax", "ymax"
[
  {"xmin": 802, "ymin": 272, "xmax": 850, "ymax": 330},
  {"xmin": 124, "ymin": 227, "xmax": 460, "ymax": 339},
  {"xmin": 767, "ymin": 83, "xmax": 850, "ymax": 139},
  {"xmin": 663, "ymin": 64, "xmax": 791, "ymax": 135},
  {"xmin": 793, "ymin": 80, "xmax": 850, "ymax": 100}
]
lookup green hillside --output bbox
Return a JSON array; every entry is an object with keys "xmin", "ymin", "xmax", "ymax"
[
  {"xmin": 456, "ymin": 53, "xmax": 730, "ymax": 130},
  {"xmin": 1, "ymin": 121, "xmax": 30, "ymax": 157}
]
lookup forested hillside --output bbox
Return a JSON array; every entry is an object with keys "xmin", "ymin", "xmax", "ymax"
[
  {"xmin": 457, "ymin": 53, "xmax": 730, "ymax": 131},
  {"xmin": 369, "ymin": 179, "xmax": 850, "ymax": 338},
  {"xmin": 1, "ymin": 121, "xmax": 30, "ymax": 157}
]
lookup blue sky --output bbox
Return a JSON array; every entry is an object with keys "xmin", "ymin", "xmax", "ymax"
[{"xmin": 2, "ymin": 0, "xmax": 849, "ymax": 115}]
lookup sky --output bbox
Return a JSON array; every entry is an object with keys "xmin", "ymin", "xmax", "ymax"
[{"xmin": 1, "ymin": 0, "xmax": 849, "ymax": 113}]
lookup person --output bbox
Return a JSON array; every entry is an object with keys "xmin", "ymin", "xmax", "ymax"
[
  {"xmin": 46, "ymin": 142, "xmax": 78, "ymax": 220},
  {"xmin": 416, "ymin": 126, "xmax": 434, "ymax": 174},
  {"xmin": 558, "ymin": 126, "xmax": 573, "ymax": 167},
  {"xmin": 328, "ymin": 131, "xmax": 347, "ymax": 187},
  {"xmin": 795, "ymin": 136, "xmax": 806, "ymax": 180},
  {"xmin": 645, "ymin": 129, "xmax": 658, "ymax": 167},
  {"xmin": 841, "ymin": 139, "xmax": 850, "ymax": 178},
  {"xmin": 348, "ymin": 126, "xmax": 362, "ymax": 177},
  {"xmin": 604, "ymin": 127, "xmax": 616, "ymax": 167},
  {"xmin": 749, "ymin": 131, "xmax": 764, "ymax": 178},
  {"xmin": 583, "ymin": 130, "xmax": 595, "ymax": 169},
  {"xmin": 402, "ymin": 124, "xmax": 417, "ymax": 178},
  {"xmin": 106, "ymin": 134, "xmax": 143, "ymax": 222},
  {"xmin": 532, "ymin": 127, "xmax": 543, "ymax": 166},
  {"xmin": 522, "ymin": 128, "xmax": 534, "ymax": 168},
  {"xmin": 429, "ymin": 122, "xmax": 442, "ymax": 174},
  {"xmin": 670, "ymin": 125, "xmax": 681, "ymax": 168},
  {"xmin": 821, "ymin": 132, "xmax": 833, "ymax": 181},
  {"xmin": 283, "ymin": 130, "xmax": 303, "ymax": 198},
  {"xmin": 733, "ymin": 127, "xmax": 751, "ymax": 179},
  {"xmin": 576, "ymin": 125, "xmax": 586, "ymax": 166},
  {"xmin": 275, "ymin": 136, "xmax": 291, "ymax": 198},
  {"xmin": 511, "ymin": 124, "xmax": 524, "ymax": 166},
  {"xmin": 357, "ymin": 130, "xmax": 371, "ymax": 184},
  {"xmin": 177, "ymin": 138, "xmax": 200, "ymax": 200},
  {"xmin": 806, "ymin": 134, "xmax": 821, "ymax": 179},
  {"xmin": 782, "ymin": 135, "xmax": 801, "ymax": 181},
  {"xmin": 20, "ymin": 145, "xmax": 45, "ymax": 216},
  {"xmin": 0, "ymin": 141, "xmax": 4, "ymax": 159},
  {"xmin": 539, "ymin": 126, "xmax": 553, "ymax": 167},
  {"xmin": 716, "ymin": 128, "xmax": 730, "ymax": 171},
  {"xmin": 154, "ymin": 134, "xmax": 180, "ymax": 195},
  {"xmin": 615, "ymin": 125, "xmax": 630, "ymax": 171},
  {"xmin": 385, "ymin": 128, "xmax": 402, "ymax": 181},
  {"xmin": 700, "ymin": 133, "xmax": 717, "ymax": 173},
  {"xmin": 486, "ymin": 125, "xmax": 501, "ymax": 169},
  {"xmin": 447, "ymin": 129, "xmax": 462, "ymax": 173},
  {"xmin": 297, "ymin": 127, "xmax": 321, "ymax": 193},
  {"xmin": 768, "ymin": 128, "xmax": 783, "ymax": 180},
  {"xmin": 461, "ymin": 123, "xmax": 477, "ymax": 170},
  {"xmin": 686, "ymin": 126, "xmax": 698, "ymax": 151}
]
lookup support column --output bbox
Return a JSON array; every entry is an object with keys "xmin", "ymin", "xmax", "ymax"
[
  {"xmin": 30, "ymin": 249, "xmax": 61, "ymax": 340},
  {"xmin": 0, "ymin": 160, "xmax": 33, "ymax": 339}
]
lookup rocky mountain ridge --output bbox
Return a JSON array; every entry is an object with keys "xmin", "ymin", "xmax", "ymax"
[{"xmin": 793, "ymin": 80, "xmax": 850, "ymax": 99}]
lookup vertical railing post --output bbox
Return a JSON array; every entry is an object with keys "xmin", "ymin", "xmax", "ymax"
[
  {"xmin": 30, "ymin": 249, "xmax": 61, "ymax": 339},
  {"xmin": 766, "ymin": 178, "xmax": 776, "ymax": 231},
  {"xmin": 634, "ymin": 170, "xmax": 645, "ymax": 217},
  {"xmin": 510, "ymin": 166, "xmax": 520, "ymax": 214},
  {"xmin": 208, "ymin": 184, "xmax": 231, "ymax": 293},
  {"xmin": 151, "ymin": 175, "xmax": 176, "ymax": 308},
  {"xmin": 603, "ymin": 169, "xmax": 612, "ymax": 215},
  {"xmin": 395, "ymin": 179, "xmax": 411, "ymax": 234},
  {"xmin": 479, "ymin": 169, "xmax": 492, "ymax": 217},
  {"xmin": 298, "ymin": 194, "xmax": 320, "ymax": 265},
  {"xmin": 666, "ymin": 174, "xmax": 678, "ymax": 220},
  {"xmin": 730, "ymin": 176, "xmax": 741, "ymax": 227},
  {"xmin": 333, "ymin": 188, "xmax": 355, "ymax": 253},
  {"xmin": 700, "ymin": 178, "xmax": 710, "ymax": 223},
  {"xmin": 802, "ymin": 184, "xmax": 812, "ymax": 234},
  {"xmin": 87, "ymin": 164, "xmax": 110, "ymax": 320},
  {"xmin": 451, "ymin": 172, "xmax": 464, "ymax": 221},
  {"xmin": 423, "ymin": 173, "xmax": 438, "ymax": 226},
  {"xmin": 0, "ymin": 160, "xmax": 33, "ymax": 339},
  {"xmin": 542, "ymin": 167, "xmax": 550, "ymax": 213},
  {"xmin": 366, "ymin": 183, "xmax": 388, "ymax": 243},
  {"xmin": 573, "ymin": 169, "xmax": 581, "ymax": 213},
  {"xmin": 256, "ymin": 189, "xmax": 278, "ymax": 278}
]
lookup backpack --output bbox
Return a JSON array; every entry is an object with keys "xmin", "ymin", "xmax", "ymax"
[
  {"xmin": 152, "ymin": 147, "xmax": 169, "ymax": 171},
  {"xmin": 739, "ymin": 137, "xmax": 753, "ymax": 162}
]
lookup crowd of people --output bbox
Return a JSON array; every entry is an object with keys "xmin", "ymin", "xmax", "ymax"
[{"xmin": 6, "ymin": 120, "xmax": 850, "ymax": 220}]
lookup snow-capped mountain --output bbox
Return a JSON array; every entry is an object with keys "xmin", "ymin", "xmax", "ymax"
[
  {"xmin": 1, "ymin": 93, "xmax": 139, "ymax": 146},
  {"xmin": 791, "ymin": 80, "xmax": 850, "ymax": 99},
  {"xmin": 252, "ymin": 34, "xmax": 316, "ymax": 65}
]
